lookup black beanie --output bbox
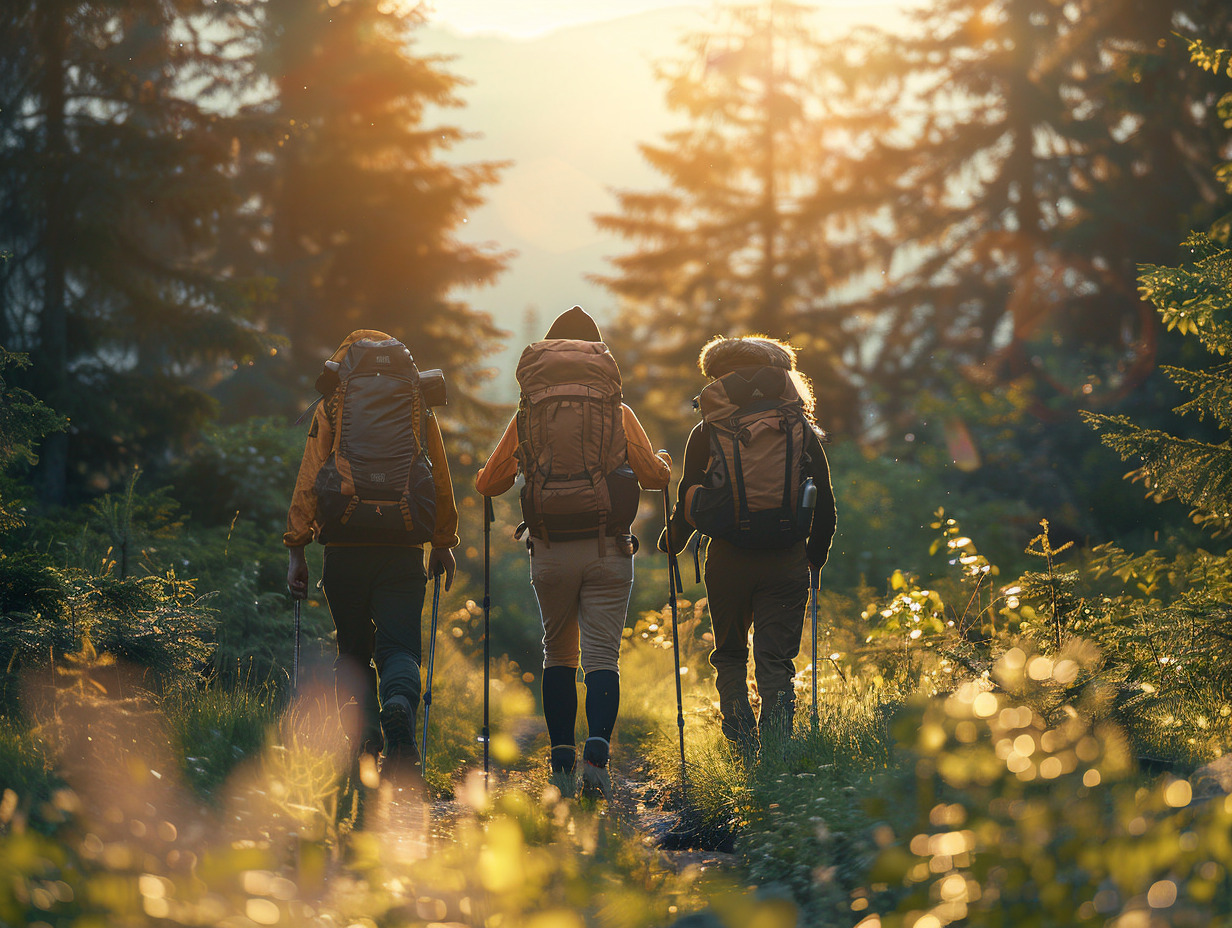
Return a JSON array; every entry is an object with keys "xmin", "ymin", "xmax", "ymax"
[{"xmin": 544, "ymin": 306, "xmax": 602, "ymax": 342}]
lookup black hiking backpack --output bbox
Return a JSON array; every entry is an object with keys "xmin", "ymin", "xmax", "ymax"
[{"xmin": 313, "ymin": 337, "xmax": 437, "ymax": 545}]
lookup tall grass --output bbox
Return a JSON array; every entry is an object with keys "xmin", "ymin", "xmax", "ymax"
[
  {"xmin": 0, "ymin": 671, "xmax": 790, "ymax": 928},
  {"xmin": 162, "ymin": 683, "xmax": 278, "ymax": 797}
]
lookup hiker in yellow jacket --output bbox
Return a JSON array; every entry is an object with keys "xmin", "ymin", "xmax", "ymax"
[
  {"xmin": 286, "ymin": 329, "xmax": 459, "ymax": 787},
  {"xmin": 477, "ymin": 307, "xmax": 670, "ymax": 799}
]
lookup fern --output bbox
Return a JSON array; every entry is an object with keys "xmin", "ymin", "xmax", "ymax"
[{"xmin": 1166, "ymin": 365, "xmax": 1232, "ymax": 430}]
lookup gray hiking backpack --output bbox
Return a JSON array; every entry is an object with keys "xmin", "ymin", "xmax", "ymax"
[{"xmin": 313, "ymin": 337, "xmax": 437, "ymax": 545}]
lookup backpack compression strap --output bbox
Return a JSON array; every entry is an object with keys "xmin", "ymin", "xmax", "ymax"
[{"xmin": 396, "ymin": 385, "xmax": 428, "ymax": 533}]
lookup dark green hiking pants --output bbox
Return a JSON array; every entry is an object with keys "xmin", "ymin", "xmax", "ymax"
[
  {"xmin": 703, "ymin": 539, "xmax": 809, "ymax": 741},
  {"xmin": 321, "ymin": 545, "xmax": 427, "ymax": 755}
]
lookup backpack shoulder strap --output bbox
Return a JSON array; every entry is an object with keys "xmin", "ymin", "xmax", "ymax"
[{"xmin": 514, "ymin": 395, "xmax": 536, "ymax": 471}]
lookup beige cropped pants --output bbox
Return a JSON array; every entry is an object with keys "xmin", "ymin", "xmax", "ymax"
[{"xmin": 529, "ymin": 538, "xmax": 634, "ymax": 674}]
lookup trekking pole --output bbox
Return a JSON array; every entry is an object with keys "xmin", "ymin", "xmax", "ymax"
[
  {"xmin": 421, "ymin": 569, "xmax": 443, "ymax": 771},
  {"xmin": 482, "ymin": 495, "xmax": 494, "ymax": 791},
  {"xmin": 292, "ymin": 598, "xmax": 301, "ymax": 694},
  {"xmin": 810, "ymin": 567, "xmax": 820, "ymax": 736},
  {"xmin": 662, "ymin": 486, "xmax": 689, "ymax": 807}
]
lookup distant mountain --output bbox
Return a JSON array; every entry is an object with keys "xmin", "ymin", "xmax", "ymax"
[{"xmin": 415, "ymin": 4, "xmax": 910, "ymax": 397}]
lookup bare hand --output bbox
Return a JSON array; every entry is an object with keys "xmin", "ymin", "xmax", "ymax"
[
  {"xmin": 287, "ymin": 546, "xmax": 309, "ymax": 599},
  {"xmin": 428, "ymin": 547, "xmax": 456, "ymax": 591}
]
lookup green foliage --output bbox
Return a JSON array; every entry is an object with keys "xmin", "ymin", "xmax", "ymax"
[
  {"xmin": 83, "ymin": 468, "xmax": 185, "ymax": 580},
  {"xmin": 0, "ymin": 680, "xmax": 765, "ymax": 928},
  {"xmin": 0, "ymin": 2, "xmax": 271, "ymax": 501},
  {"xmin": 655, "ymin": 694, "xmax": 893, "ymax": 924},
  {"xmin": 162, "ymin": 684, "xmax": 278, "ymax": 799},
  {"xmin": 0, "ymin": 568, "xmax": 214, "ymax": 707},
  {"xmin": 824, "ymin": 444, "xmax": 1038, "ymax": 594},
  {"xmin": 0, "ymin": 714, "xmax": 57, "ymax": 802},
  {"xmin": 1139, "ymin": 232, "xmax": 1232, "ymax": 355},
  {"xmin": 0, "ymin": 348, "xmax": 64, "ymax": 472},
  {"xmin": 0, "ymin": 348, "xmax": 65, "ymax": 532},
  {"xmin": 171, "ymin": 417, "xmax": 304, "ymax": 530},
  {"xmin": 1184, "ymin": 36, "xmax": 1232, "ymax": 77},
  {"xmin": 1082, "ymin": 542, "xmax": 1232, "ymax": 762},
  {"xmin": 256, "ymin": 0, "xmax": 510, "ymax": 431},
  {"xmin": 1086, "ymin": 414, "xmax": 1232, "ymax": 535},
  {"xmin": 621, "ymin": 502, "xmax": 1232, "ymax": 921},
  {"xmin": 861, "ymin": 652, "xmax": 1232, "ymax": 928},
  {"xmin": 1084, "ymin": 49, "xmax": 1232, "ymax": 538},
  {"xmin": 856, "ymin": 511, "xmax": 1232, "ymax": 763}
]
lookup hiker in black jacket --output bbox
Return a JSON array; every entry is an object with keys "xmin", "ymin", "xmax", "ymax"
[{"xmin": 660, "ymin": 335, "xmax": 837, "ymax": 753}]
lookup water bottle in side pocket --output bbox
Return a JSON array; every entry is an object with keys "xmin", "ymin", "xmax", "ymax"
[{"xmin": 797, "ymin": 477, "xmax": 817, "ymax": 531}]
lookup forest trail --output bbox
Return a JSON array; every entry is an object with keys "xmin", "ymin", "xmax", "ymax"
[{"xmin": 383, "ymin": 716, "xmax": 739, "ymax": 876}]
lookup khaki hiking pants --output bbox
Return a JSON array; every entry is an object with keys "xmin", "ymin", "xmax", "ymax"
[
  {"xmin": 529, "ymin": 537, "xmax": 634, "ymax": 674},
  {"xmin": 703, "ymin": 538, "xmax": 810, "ymax": 739}
]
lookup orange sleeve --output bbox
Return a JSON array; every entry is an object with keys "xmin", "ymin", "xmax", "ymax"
[
  {"xmin": 426, "ymin": 412, "xmax": 460, "ymax": 549},
  {"xmin": 475, "ymin": 415, "xmax": 521, "ymax": 497},
  {"xmin": 622, "ymin": 405, "xmax": 671, "ymax": 490},
  {"xmin": 284, "ymin": 402, "xmax": 333, "ymax": 547}
]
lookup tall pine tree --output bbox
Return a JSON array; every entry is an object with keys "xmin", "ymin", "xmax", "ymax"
[
  {"xmin": 0, "ymin": 1, "xmax": 266, "ymax": 503},
  {"xmin": 593, "ymin": 0, "xmax": 867, "ymax": 440},
  {"xmin": 258, "ymin": 0, "xmax": 510, "ymax": 440},
  {"xmin": 1085, "ymin": 37, "xmax": 1232, "ymax": 537},
  {"xmin": 834, "ymin": 0, "xmax": 1232, "ymax": 425}
]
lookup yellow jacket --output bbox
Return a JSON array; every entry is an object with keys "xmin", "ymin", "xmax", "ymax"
[{"xmin": 284, "ymin": 330, "xmax": 459, "ymax": 549}]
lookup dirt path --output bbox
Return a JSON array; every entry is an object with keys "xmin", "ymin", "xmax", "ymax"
[
  {"xmin": 409, "ymin": 728, "xmax": 739, "ymax": 876},
  {"xmin": 607, "ymin": 752, "xmax": 738, "ymax": 873}
]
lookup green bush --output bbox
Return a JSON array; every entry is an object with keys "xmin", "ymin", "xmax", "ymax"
[
  {"xmin": 0, "ymin": 566, "xmax": 215, "ymax": 712},
  {"xmin": 860, "ymin": 648, "xmax": 1232, "ymax": 927},
  {"xmin": 170, "ymin": 417, "xmax": 304, "ymax": 530}
]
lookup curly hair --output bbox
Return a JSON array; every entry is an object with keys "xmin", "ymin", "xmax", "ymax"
[{"xmin": 697, "ymin": 335, "xmax": 817, "ymax": 420}]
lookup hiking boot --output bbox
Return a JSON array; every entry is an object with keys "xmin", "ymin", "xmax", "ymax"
[
  {"xmin": 379, "ymin": 695, "xmax": 424, "ymax": 793},
  {"xmin": 721, "ymin": 697, "xmax": 759, "ymax": 761},
  {"xmin": 580, "ymin": 762, "xmax": 612, "ymax": 801},
  {"xmin": 580, "ymin": 737, "xmax": 612, "ymax": 801},
  {"xmin": 727, "ymin": 730, "xmax": 760, "ymax": 765}
]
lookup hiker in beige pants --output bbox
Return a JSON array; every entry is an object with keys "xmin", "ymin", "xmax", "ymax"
[{"xmin": 476, "ymin": 306, "xmax": 671, "ymax": 798}]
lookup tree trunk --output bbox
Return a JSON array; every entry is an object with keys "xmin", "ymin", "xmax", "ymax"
[
  {"xmin": 756, "ymin": 0, "xmax": 781, "ymax": 338},
  {"xmin": 35, "ymin": 4, "xmax": 69, "ymax": 506}
]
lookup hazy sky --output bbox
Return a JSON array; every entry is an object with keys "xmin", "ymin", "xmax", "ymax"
[{"xmin": 425, "ymin": 0, "xmax": 884, "ymax": 39}]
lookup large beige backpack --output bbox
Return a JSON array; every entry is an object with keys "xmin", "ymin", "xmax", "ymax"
[{"xmin": 514, "ymin": 339, "xmax": 639, "ymax": 547}]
